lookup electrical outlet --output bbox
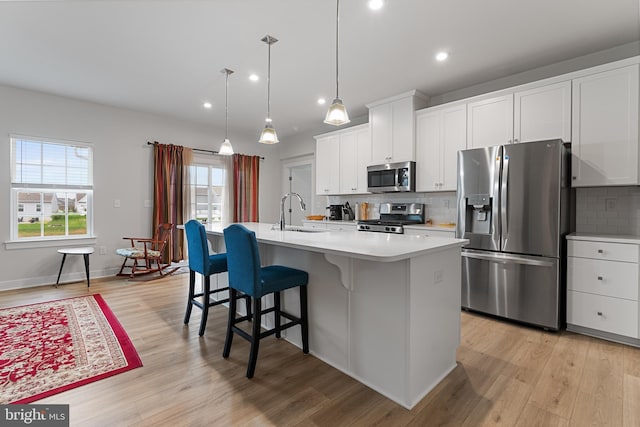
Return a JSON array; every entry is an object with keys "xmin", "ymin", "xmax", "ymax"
[
  {"xmin": 434, "ymin": 270, "xmax": 443, "ymax": 284},
  {"xmin": 99, "ymin": 246, "xmax": 107, "ymax": 255},
  {"xmin": 144, "ymin": 200, "xmax": 152, "ymax": 208},
  {"xmin": 114, "ymin": 199, "xmax": 121, "ymax": 208},
  {"xmin": 605, "ymin": 198, "xmax": 616, "ymax": 211}
]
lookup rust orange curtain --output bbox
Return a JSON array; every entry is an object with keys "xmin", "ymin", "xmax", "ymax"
[
  {"xmin": 153, "ymin": 142, "xmax": 187, "ymax": 262},
  {"xmin": 232, "ymin": 154, "xmax": 260, "ymax": 222}
]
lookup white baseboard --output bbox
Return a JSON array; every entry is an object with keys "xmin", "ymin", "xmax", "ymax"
[{"xmin": 0, "ymin": 267, "xmax": 121, "ymax": 292}]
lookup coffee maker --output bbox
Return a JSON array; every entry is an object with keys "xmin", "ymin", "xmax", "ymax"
[{"xmin": 327, "ymin": 204, "xmax": 343, "ymax": 220}]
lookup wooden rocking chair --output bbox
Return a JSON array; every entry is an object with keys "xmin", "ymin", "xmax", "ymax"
[{"xmin": 116, "ymin": 223, "xmax": 177, "ymax": 278}]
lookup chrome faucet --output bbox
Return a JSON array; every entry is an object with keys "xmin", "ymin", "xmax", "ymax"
[{"xmin": 280, "ymin": 192, "xmax": 306, "ymax": 230}]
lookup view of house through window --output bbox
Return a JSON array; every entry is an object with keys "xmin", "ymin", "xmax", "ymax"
[
  {"xmin": 11, "ymin": 136, "xmax": 93, "ymax": 240},
  {"xmin": 188, "ymin": 163, "xmax": 225, "ymax": 224}
]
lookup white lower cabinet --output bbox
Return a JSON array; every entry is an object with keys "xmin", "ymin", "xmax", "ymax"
[{"xmin": 567, "ymin": 236, "xmax": 640, "ymax": 344}]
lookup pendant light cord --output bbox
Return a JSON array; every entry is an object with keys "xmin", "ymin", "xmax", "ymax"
[
  {"xmin": 267, "ymin": 37, "xmax": 272, "ymax": 120},
  {"xmin": 335, "ymin": 0, "xmax": 340, "ymax": 99},
  {"xmin": 224, "ymin": 70, "xmax": 229, "ymax": 139}
]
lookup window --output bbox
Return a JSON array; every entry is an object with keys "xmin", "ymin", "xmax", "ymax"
[
  {"xmin": 187, "ymin": 157, "xmax": 226, "ymax": 225},
  {"xmin": 10, "ymin": 135, "xmax": 93, "ymax": 241}
]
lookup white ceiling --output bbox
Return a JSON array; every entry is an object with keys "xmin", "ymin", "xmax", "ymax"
[{"xmin": 0, "ymin": 0, "xmax": 638, "ymax": 141}]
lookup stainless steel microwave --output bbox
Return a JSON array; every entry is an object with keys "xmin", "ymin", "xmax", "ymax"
[{"xmin": 367, "ymin": 161, "xmax": 416, "ymax": 193}]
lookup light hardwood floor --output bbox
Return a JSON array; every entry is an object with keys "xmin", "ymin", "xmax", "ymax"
[{"xmin": 3, "ymin": 273, "xmax": 640, "ymax": 426}]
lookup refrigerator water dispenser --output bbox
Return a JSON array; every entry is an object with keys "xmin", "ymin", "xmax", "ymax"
[{"xmin": 465, "ymin": 194, "xmax": 492, "ymax": 234}]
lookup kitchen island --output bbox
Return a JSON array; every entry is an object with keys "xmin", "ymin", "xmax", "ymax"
[{"xmin": 203, "ymin": 222, "xmax": 468, "ymax": 409}]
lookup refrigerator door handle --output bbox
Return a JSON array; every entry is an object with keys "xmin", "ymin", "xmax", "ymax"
[
  {"xmin": 461, "ymin": 250, "xmax": 555, "ymax": 267},
  {"xmin": 501, "ymin": 153, "xmax": 509, "ymax": 247}
]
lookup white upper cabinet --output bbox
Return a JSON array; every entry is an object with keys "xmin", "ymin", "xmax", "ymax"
[
  {"xmin": 315, "ymin": 134, "xmax": 340, "ymax": 195},
  {"xmin": 415, "ymin": 103, "xmax": 467, "ymax": 192},
  {"xmin": 514, "ymin": 81, "xmax": 571, "ymax": 143},
  {"xmin": 571, "ymin": 64, "xmax": 640, "ymax": 187},
  {"xmin": 315, "ymin": 124, "xmax": 371, "ymax": 195},
  {"xmin": 340, "ymin": 125, "xmax": 371, "ymax": 194},
  {"xmin": 467, "ymin": 81, "xmax": 571, "ymax": 148},
  {"xmin": 467, "ymin": 94, "xmax": 514, "ymax": 148},
  {"xmin": 367, "ymin": 90, "xmax": 428, "ymax": 164}
]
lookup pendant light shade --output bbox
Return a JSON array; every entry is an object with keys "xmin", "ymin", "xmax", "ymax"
[
  {"xmin": 324, "ymin": 97, "xmax": 350, "ymax": 126},
  {"xmin": 219, "ymin": 138, "xmax": 234, "ymax": 155},
  {"xmin": 324, "ymin": 0, "xmax": 350, "ymax": 126},
  {"xmin": 259, "ymin": 120, "xmax": 279, "ymax": 144},
  {"xmin": 259, "ymin": 35, "xmax": 279, "ymax": 144},
  {"xmin": 219, "ymin": 68, "xmax": 235, "ymax": 155}
]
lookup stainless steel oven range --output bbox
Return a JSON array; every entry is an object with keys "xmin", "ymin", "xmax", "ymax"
[{"xmin": 356, "ymin": 203, "xmax": 425, "ymax": 234}]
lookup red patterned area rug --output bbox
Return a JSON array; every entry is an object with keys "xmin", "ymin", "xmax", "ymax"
[{"xmin": 0, "ymin": 294, "xmax": 142, "ymax": 404}]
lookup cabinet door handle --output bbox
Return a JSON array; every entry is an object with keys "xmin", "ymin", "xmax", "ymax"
[
  {"xmin": 597, "ymin": 276, "xmax": 603, "ymax": 281},
  {"xmin": 597, "ymin": 311, "xmax": 603, "ymax": 316},
  {"xmin": 572, "ymin": 176, "xmax": 577, "ymax": 180},
  {"xmin": 514, "ymin": 138, "xmax": 519, "ymax": 143},
  {"xmin": 597, "ymin": 249, "xmax": 604, "ymax": 254}
]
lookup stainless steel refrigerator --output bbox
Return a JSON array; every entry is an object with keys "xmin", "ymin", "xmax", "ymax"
[{"xmin": 456, "ymin": 139, "xmax": 573, "ymax": 330}]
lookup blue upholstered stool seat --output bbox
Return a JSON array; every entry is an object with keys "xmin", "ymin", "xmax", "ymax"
[
  {"xmin": 184, "ymin": 220, "xmax": 250, "ymax": 336},
  {"xmin": 258, "ymin": 265, "xmax": 309, "ymax": 295},
  {"xmin": 223, "ymin": 223, "xmax": 309, "ymax": 378}
]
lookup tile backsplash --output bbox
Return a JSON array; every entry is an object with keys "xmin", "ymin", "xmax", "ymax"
[
  {"xmin": 326, "ymin": 192, "xmax": 457, "ymax": 225},
  {"xmin": 575, "ymin": 186, "xmax": 640, "ymax": 235},
  {"xmin": 326, "ymin": 187, "xmax": 640, "ymax": 236}
]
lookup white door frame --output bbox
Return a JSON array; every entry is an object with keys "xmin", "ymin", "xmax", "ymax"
[{"xmin": 281, "ymin": 155, "xmax": 315, "ymax": 224}]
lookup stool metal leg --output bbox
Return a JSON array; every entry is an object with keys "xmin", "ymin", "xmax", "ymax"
[
  {"xmin": 56, "ymin": 254, "xmax": 67, "ymax": 286},
  {"xmin": 83, "ymin": 253, "xmax": 91, "ymax": 287}
]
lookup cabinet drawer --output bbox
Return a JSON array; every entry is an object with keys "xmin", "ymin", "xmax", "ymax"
[
  {"xmin": 567, "ymin": 257, "xmax": 639, "ymax": 300},
  {"xmin": 567, "ymin": 291, "xmax": 638, "ymax": 338},
  {"xmin": 568, "ymin": 240, "xmax": 639, "ymax": 263}
]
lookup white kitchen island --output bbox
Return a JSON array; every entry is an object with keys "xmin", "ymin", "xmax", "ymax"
[{"xmin": 203, "ymin": 222, "xmax": 468, "ymax": 409}]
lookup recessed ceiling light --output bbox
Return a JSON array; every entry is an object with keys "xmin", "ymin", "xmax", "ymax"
[
  {"xmin": 203, "ymin": 102, "xmax": 212, "ymax": 109},
  {"xmin": 249, "ymin": 74, "xmax": 259, "ymax": 82},
  {"xmin": 317, "ymin": 98, "xmax": 326, "ymax": 105},
  {"xmin": 368, "ymin": 0, "xmax": 384, "ymax": 10},
  {"xmin": 436, "ymin": 51, "xmax": 449, "ymax": 62}
]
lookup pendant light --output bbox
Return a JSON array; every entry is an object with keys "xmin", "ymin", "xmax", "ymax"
[
  {"xmin": 324, "ymin": 0, "xmax": 350, "ymax": 126},
  {"xmin": 218, "ymin": 68, "xmax": 235, "ymax": 155},
  {"xmin": 258, "ymin": 35, "xmax": 279, "ymax": 144}
]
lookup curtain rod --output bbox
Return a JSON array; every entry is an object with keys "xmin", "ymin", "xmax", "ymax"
[{"xmin": 146, "ymin": 141, "xmax": 264, "ymax": 160}]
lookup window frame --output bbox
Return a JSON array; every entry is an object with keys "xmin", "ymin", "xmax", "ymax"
[
  {"xmin": 7, "ymin": 134, "xmax": 95, "ymax": 248},
  {"xmin": 188, "ymin": 153, "xmax": 228, "ymax": 226}
]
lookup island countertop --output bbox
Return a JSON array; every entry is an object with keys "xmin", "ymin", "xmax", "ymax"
[{"xmin": 203, "ymin": 222, "xmax": 468, "ymax": 263}]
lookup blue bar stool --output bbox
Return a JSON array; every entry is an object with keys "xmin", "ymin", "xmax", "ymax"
[
  {"xmin": 184, "ymin": 220, "xmax": 251, "ymax": 336},
  {"xmin": 223, "ymin": 223, "xmax": 309, "ymax": 378}
]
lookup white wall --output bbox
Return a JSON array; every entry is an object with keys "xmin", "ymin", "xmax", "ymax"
[{"xmin": 0, "ymin": 85, "xmax": 281, "ymax": 290}]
